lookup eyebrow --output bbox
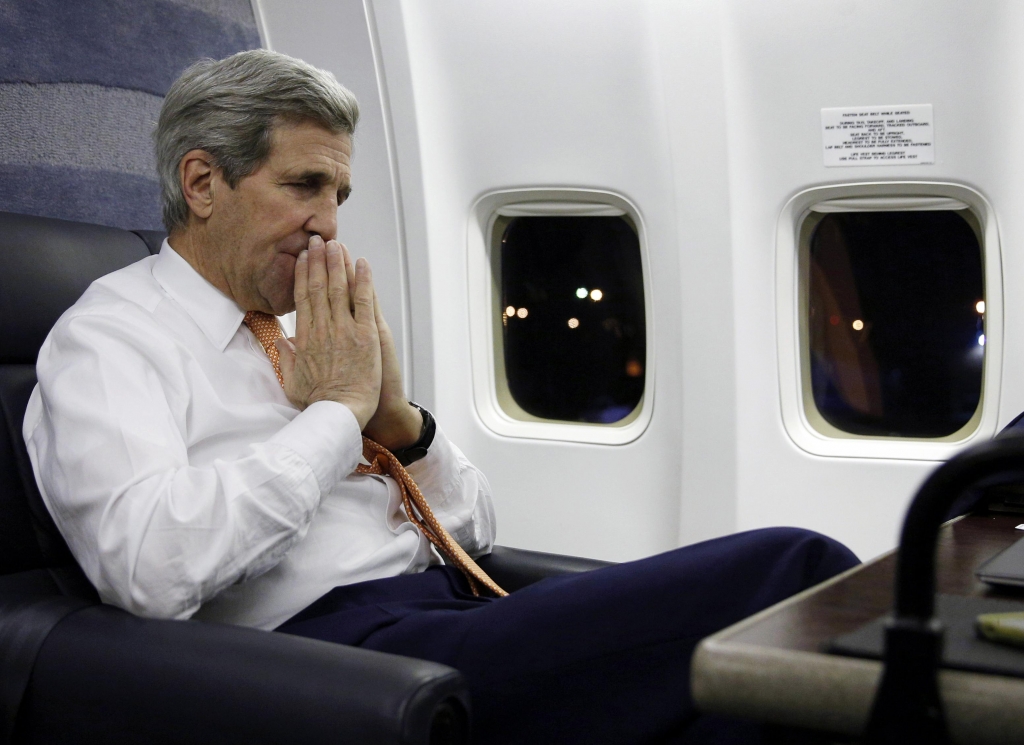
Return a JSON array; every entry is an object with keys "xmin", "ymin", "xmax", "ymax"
[
  {"xmin": 288, "ymin": 171, "xmax": 352, "ymax": 200},
  {"xmin": 290, "ymin": 169, "xmax": 332, "ymax": 184}
]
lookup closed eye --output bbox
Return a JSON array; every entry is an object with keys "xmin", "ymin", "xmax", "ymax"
[{"xmin": 281, "ymin": 177, "xmax": 350, "ymax": 204}]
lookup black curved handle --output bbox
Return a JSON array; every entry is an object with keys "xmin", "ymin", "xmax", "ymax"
[
  {"xmin": 894, "ymin": 431, "xmax": 1024, "ymax": 621},
  {"xmin": 866, "ymin": 430, "xmax": 1024, "ymax": 744}
]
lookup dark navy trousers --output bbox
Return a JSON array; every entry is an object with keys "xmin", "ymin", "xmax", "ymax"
[{"xmin": 277, "ymin": 528, "xmax": 859, "ymax": 744}]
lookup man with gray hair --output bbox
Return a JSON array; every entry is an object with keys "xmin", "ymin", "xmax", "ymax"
[{"xmin": 25, "ymin": 49, "xmax": 858, "ymax": 744}]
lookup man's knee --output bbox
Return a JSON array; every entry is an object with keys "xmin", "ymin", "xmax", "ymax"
[
  {"xmin": 741, "ymin": 527, "xmax": 860, "ymax": 592},
  {"xmin": 669, "ymin": 527, "xmax": 860, "ymax": 620}
]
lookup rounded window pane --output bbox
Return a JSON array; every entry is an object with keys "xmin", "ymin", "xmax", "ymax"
[
  {"xmin": 501, "ymin": 216, "xmax": 645, "ymax": 423},
  {"xmin": 808, "ymin": 210, "xmax": 983, "ymax": 438}
]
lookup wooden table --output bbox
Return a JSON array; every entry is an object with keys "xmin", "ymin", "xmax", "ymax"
[{"xmin": 691, "ymin": 514, "xmax": 1024, "ymax": 744}]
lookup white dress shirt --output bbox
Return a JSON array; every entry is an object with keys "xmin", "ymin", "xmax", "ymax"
[{"xmin": 23, "ymin": 241, "xmax": 496, "ymax": 630}]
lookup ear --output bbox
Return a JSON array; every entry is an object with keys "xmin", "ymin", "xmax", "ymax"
[{"xmin": 178, "ymin": 149, "xmax": 216, "ymax": 221}]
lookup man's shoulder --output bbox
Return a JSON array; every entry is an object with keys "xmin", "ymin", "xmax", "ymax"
[
  {"xmin": 47, "ymin": 255, "xmax": 172, "ymax": 348},
  {"xmin": 70, "ymin": 255, "xmax": 163, "ymax": 319},
  {"xmin": 34, "ymin": 253, "xmax": 204, "ymax": 403}
]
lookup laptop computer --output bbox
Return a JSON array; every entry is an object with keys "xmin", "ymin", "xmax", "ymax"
[{"xmin": 977, "ymin": 533, "xmax": 1024, "ymax": 588}]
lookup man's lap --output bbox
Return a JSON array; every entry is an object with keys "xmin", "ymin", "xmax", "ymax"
[{"xmin": 277, "ymin": 527, "xmax": 859, "ymax": 744}]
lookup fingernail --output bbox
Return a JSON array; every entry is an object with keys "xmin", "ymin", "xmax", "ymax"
[
  {"xmin": 309, "ymin": 235, "xmax": 324, "ymax": 248},
  {"xmin": 326, "ymin": 241, "xmax": 340, "ymax": 255},
  {"xmin": 297, "ymin": 250, "xmax": 307, "ymax": 262}
]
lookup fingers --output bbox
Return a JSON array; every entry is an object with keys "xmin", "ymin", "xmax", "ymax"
[
  {"xmin": 293, "ymin": 250, "xmax": 310, "ymax": 346},
  {"xmin": 373, "ymin": 288, "xmax": 395, "ymax": 350},
  {"xmin": 275, "ymin": 336, "xmax": 296, "ymax": 383},
  {"xmin": 352, "ymin": 257, "xmax": 376, "ymax": 325},
  {"xmin": 325, "ymin": 240, "xmax": 352, "ymax": 330},
  {"xmin": 307, "ymin": 236, "xmax": 330, "ymax": 335},
  {"xmin": 341, "ymin": 242, "xmax": 356, "ymax": 313},
  {"xmin": 280, "ymin": 244, "xmax": 383, "ymax": 421},
  {"xmin": 300, "ymin": 235, "xmax": 375, "ymax": 348}
]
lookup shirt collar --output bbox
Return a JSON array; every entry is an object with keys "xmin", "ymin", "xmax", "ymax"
[{"xmin": 152, "ymin": 239, "xmax": 246, "ymax": 351}]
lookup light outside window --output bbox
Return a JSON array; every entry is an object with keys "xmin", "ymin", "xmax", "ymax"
[
  {"xmin": 497, "ymin": 215, "xmax": 646, "ymax": 425},
  {"xmin": 805, "ymin": 209, "xmax": 984, "ymax": 439}
]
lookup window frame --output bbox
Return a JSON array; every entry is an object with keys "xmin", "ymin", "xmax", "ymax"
[
  {"xmin": 467, "ymin": 188, "xmax": 655, "ymax": 445},
  {"xmin": 776, "ymin": 182, "xmax": 1003, "ymax": 461}
]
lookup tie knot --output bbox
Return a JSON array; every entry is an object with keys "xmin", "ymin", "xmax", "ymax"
[{"xmin": 244, "ymin": 310, "xmax": 283, "ymax": 340}]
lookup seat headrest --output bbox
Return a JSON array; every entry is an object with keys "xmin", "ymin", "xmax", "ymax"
[{"xmin": 0, "ymin": 212, "xmax": 154, "ymax": 364}]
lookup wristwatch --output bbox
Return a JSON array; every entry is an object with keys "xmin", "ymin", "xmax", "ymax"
[{"xmin": 391, "ymin": 402, "xmax": 435, "ymax": 467}]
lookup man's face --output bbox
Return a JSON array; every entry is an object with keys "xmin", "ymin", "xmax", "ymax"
[{"xmin": 205, "ymin": 119, "xmax": 352, "ymax": 314}]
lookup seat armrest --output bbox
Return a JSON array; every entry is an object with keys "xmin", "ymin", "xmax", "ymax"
[
  {"xmin": 476, "ymin": 545, "xmax": 614, "ymax": 592},
  {"xmin": 17, "ymin": 605, "xmax": 468, "ymax": 745}
]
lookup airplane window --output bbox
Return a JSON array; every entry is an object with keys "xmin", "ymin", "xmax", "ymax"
[
  {"xmin": 499, "ymin": 216, "xmax": 645, "ymax": 424},
  {"xmin": 807, "ymin": 210, "xmax": 984, "ymax": 438}
]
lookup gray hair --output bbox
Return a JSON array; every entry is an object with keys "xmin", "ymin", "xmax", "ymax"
[{"xmin": 155, "ymin": 49, "xmax": 360, "ymax": 233}]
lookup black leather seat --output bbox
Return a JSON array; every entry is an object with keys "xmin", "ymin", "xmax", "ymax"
[{"xmin": 0, "ymin": 211, "xmax": 610, "ymax": 744}]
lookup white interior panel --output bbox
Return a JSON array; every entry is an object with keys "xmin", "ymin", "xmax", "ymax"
[{"xmin": 374, "ymin": 0, "xmax": 684, "ymax": 561}]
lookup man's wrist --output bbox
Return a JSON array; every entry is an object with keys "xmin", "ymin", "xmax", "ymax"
[
  {"xmin": 306, "ymin": 385, "xmax": 379, "ymax": 431},
  {"xmin": 391, "ymin": 402, "xmax": 435, "ymax": 466}
]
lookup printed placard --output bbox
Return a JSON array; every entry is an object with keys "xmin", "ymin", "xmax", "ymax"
[{"xmin": 822, "ymin": 104, "xmax": 934, "ymax": 166}]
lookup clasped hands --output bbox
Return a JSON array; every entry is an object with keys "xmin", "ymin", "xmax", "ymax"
[{"xmin": 274, "ymin": 235, "xmax": 423, "ymax": 452}]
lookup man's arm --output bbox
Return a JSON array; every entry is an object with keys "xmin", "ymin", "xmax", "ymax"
[
  {"xmin": 25, "ymin": 308, "xmax": 364, "ymax": 620},
  {"xmin": 25, "ymin": 238, "xmax": 386, "ymax": 619},
  {"xmin": 26, "ymin": 237, "xmax": 494, "ymax": 621}
]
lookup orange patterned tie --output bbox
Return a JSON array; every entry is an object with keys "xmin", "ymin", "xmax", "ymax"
[
  {"xmin": 243, "ymin": 311, "xmax": 285, "ymax": 388},
  {"xmin": 242, "ymin": 310, "xmax": 507, "ymax": 598}
]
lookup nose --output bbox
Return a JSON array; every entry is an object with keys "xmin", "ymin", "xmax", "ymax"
[{"xmin": 305, "ymin": 196, "xmax": 338, "ymax": 242}]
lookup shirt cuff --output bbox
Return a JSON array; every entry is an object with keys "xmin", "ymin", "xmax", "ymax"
[{"xmin": 268, "ymin": 401, "xmax": 363, "ymax": 490}]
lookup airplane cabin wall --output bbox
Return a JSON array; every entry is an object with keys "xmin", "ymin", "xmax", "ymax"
[
  {"xmin": 721, "ymin": 0, "xmax": 1024, "ymax": 559},
  {"xmin": 376, "ymin": 0, "xmax": 687, "ymax": 562},
  {"xmin": 256, "ymin": 0, "xmax": 1024, "ymax": 562}
]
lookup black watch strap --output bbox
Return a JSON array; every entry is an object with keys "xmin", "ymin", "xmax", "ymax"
[{"xmin": 391, "ymin": 402, "xmax": 435, "ymax": 467}]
